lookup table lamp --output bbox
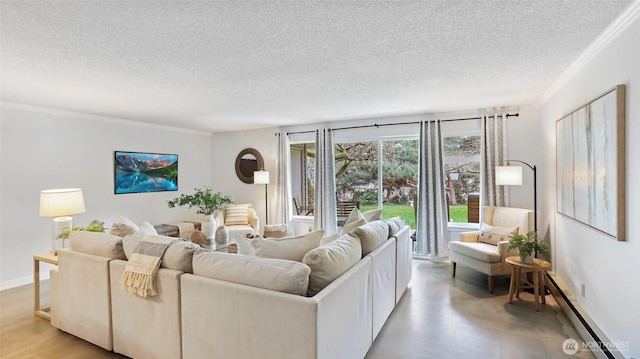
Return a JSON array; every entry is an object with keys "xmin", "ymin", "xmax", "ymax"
[{"xmin": 39, "ymin": 188, "xmax": 86, "ymax": 254}]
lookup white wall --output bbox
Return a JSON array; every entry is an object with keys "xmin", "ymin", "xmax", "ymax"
[
  {"xmin": 537, "ymin": 9, "xmax": 640, "ymax": 357},
  {"xmin": 0, "ymin": 103, "xmax": 212, "ymax": 289},
  {"xmin": 210, "ymin": 127, "xmax": 279, "ymax": 230}
]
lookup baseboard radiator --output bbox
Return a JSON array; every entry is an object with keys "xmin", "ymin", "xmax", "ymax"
[{"xmin": 545, "ymin": 273, "xmax": 626, "ymax": 359}]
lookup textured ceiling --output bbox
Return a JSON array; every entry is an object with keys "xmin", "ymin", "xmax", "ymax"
[{"xmin": 0, "ymin": 1, "xmax": 633, "ymax": 132}]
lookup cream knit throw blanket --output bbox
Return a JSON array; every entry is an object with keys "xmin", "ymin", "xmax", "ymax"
[{"xmin": 121, "ymin": 235, "xmax": 177, "ymax": 297}]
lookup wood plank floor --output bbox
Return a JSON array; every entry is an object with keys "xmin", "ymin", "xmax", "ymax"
[{"xmin": 1, "ymin": 260, "xmax": 593, "ymax": 358}]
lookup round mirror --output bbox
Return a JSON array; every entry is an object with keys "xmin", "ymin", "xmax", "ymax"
[{"xmin": 235, "ymin": 148, "xmax": 264, "ymax": 184}]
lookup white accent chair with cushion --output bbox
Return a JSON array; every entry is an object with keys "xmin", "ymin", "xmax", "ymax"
[
  {"xmin": 448, "ymin": 206, "xmax": 534, "ymax": 293},
  {"xmin": 214, "ymin": 203, "xmax": 260, "ymax": 239}
]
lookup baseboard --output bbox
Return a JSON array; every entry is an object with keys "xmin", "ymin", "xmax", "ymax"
[
  {"xmin": 546, "ymin": 272, "xmax": 627, "ymax": 359},
  {"xmin": 0, "ymin": 271, "xmax": 49, "ymax": 291}
]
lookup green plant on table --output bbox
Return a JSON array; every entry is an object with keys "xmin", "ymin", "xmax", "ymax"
[
  {"xmin": 507, "ymin": 230, "xmax": 550, "ymax": 262},
  {"xmin": 167, "ymin": 187, "xmax": 234, "ymax": 215},
  {"xmin": 57, "ymin": 219, "xmax": 106, "ymax": 239}
]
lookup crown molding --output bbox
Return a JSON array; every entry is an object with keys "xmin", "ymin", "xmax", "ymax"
[
  {"xmin": 537, "ymin": 0, "xmax": 640, "ymax": 106},
  {"xmin": 0, "ymin": 101, "xmax": 212, "ymax": 136}
]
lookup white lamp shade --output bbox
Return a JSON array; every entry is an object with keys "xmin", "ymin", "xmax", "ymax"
[
  {"xmin": 254, "ymin": 170, "xmax": 270, "ymax": 185},
  {"xmin": 39, "ymin": 188, "xmax": 86, "ymax": 217},
  {"xmin": 495, "ymin": 166, "xmax": 523, "ymax": 186}
]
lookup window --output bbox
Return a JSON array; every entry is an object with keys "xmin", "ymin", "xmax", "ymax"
[
  {"xmin": 442, "ymin": 135, "xmax": 481, "ymax": 223},
  {"xmin": 334, "ymin": 138, "xmax": 418, "ymax": 229},
  {"xmin": 290, "ymin": 143, "xmax": 315, "ymax": 215}
]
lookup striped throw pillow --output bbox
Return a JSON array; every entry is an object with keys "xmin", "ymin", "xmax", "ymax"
[{"xmin": 225, "ymin": 204, "xmax": 251, "ymax": 226}]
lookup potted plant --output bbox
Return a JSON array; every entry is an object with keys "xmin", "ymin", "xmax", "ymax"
[
  {"xmin": 57, "ymin": 219, "xmax": 106, "ymax": 240},
  {"xmin": 167, "ymin": 187, "xmax": 233, "ymax": 238},
  {"xmin": 507, "ymin": 230, "xmax": 550, "ymax": 264}
]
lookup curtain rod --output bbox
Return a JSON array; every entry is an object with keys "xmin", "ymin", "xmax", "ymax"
[{"xmin": 284, "ymin": 112, "xmax": 519, "ymax": 135}]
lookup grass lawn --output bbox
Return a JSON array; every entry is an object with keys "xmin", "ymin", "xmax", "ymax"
[{"xmin": 360, "ymin": 204, "xmax": 469, "ymax": 228}]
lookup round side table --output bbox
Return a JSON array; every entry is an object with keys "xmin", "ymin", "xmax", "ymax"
[{"xmin": 505, "ymin": 256, "xmax": 551, "ymax": 311}]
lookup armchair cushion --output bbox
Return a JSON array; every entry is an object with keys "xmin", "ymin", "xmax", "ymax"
[
  {"xmin": 477, "ymin": 223, "xmax": 518, "ymax": 245},
  {"xmin": 448, "ymin": 241, "xmax": 501, "ymax": 263}
]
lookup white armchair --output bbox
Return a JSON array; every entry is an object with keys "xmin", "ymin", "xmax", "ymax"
[
  {"xmin": 448, "ymin": 206, "xmax": 534, "ymax": 293},
  {"xmin": 214, "ymin": 204, "xmax": 260, "ymax": 240}
]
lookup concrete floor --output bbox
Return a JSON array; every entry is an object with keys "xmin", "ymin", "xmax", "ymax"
[
  {"xmin": 366, "ymin": 259, "xmax": 593, "ymax": 359},
  {"xmin": 1, "ymin": 259, "xmax": 592, "ymax": 358}
]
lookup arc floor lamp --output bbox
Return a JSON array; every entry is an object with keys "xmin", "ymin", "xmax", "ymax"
[{"xmin": 495, "ymin": 160, "xmax": 537, "ymax": 232}]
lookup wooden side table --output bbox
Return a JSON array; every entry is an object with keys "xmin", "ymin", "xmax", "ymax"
[
  {"xmin": 34, "ymin": 252, "xmax": 58, "ymax": 320},
  {"xmin": 506, "ymin": 256, "xmax": 551, "ymax": 311}
]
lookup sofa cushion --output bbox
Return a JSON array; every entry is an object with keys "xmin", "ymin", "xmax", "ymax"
[
  {"xmin": 478, "ymin": 223, "xmax": 518, "ymax": 245},
  {"xmin": 69, "ymin": 231, "xmax": 126, "ymax": 259},
  {"xmin": 385, "ymin": 216, "xmax": 405, "ymax": 236},
  {"xmin": 123, "ymin": 235, "xmax": 200, "ymax": 273},
  {"xmin": 193, "ymin": 251, "xmax": 311, "ymax": 296},
  {"xmin": 109, "ymin": 216, "xmax": 139, "ymax": 237},
  {"xmin": 225, "ymin": 204, "xmax": 251, "ymax": 226},
  {"xmin": 448, "ymin": 241, "xmax": 502, "ymax": 262},
  {"xmin": 235, "ymin": 236, "xmax": 255, "ymax": 256},
  {"xmin": 352, "ymin": 220, "xmax": 390, "ymax": 256},
  {"xmin": 363, "ymin": 208, "xmax": 383, "ymax": 222},
  {"xmin": 251, "ymin": 230, "xmax": 324, "ymax": 262},
  {"xmin": 303, "ymin": 233, "xmax": 362, "ymax": 296}
]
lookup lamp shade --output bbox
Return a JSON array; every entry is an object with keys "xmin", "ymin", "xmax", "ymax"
[
  {"xmin": 254, "ymin": 170, "xmax": 270, "ymax": 185},
  {"xmin": 39, "ymin": 188, "xmax": 86, "ymax": 217},
  {"xmin": 495, "ymin": 166, "xmax": 523, "ymax": 186}
]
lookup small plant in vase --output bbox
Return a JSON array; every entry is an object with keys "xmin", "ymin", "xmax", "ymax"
[
  {"xmin": 167, "ymin": 187, "xmax": 234, "ymax": 239},
  {"xmin": 508, "ymin": 231, "xmax": 550, "ymax": 264}
]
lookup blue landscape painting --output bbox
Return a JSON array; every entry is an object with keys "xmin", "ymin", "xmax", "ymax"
[{"xmin": 114, "ymin": 151, "xmax": 178, "ymax": 194}]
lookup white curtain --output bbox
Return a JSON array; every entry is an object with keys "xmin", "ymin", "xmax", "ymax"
[
  {"xmin": 481, "ymin": 114, "xmax": 509, "ymax": 208},
  {"xmin": 274, "ymin": 132, "xmax": 293, "ymax": 226},
  {"xmin": 313, "ymin": 129, "xmax": 337, "ymax": 234},
  {"xmin": 416, "ymin": 120, "xmax": 449, "ymax": 260}
]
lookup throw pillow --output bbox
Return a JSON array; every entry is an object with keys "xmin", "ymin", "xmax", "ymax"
[
  {"xmin": 251, "ymin": 229, "xmax": 324, "ymax": 262},
  {"xmin": 236, "ymin": 235, "xmax": 255, "ymax": 256},
  {"xmin": 341, "ymin": 218, "xmax": 366, "ymax": 235},
  {"xmin": 303, "ymin": 233, "xmax": 362, "ymax": 296},
  {"xmin": 478, "ymin": 223, "xmax": 519, "ymax": 245},
  {"xmin": 385, "ymin": 216, "xmax": 406, "ymax": 236},
  {"xmin": 363, "ymin": 208, "xmax": 383, "ymax": 222},
  {"xmin": 352, "ymin": 220, "xmax": 390, "ymax": 256},
  {"xmin": 123, "ymin": 235, "xmax": 200, "ymax": 273},
  {"xmin": 109, "ymin": 216, "xmax": 139, "ymax": 237},
  {"xmin": 192, "ymin": 251, "xmax": 311, "ymax": 296},
  {"xmin": 135, "ymin": 221, "xmax": 158, "ymax": 236},
  {"xmin": 70, "ymin": 231, "xmax": 126, "ymax": 259},
  {"xmin": 343, "ymin": 208, "xmax": 365, "ymax": 226},
  {"xmin": 225, "ymin": 204, "xmax": 251, "ymax": 226},
  {"xmin": 320, "ymin": 232, "xmax": 340, "ymax": 245}
]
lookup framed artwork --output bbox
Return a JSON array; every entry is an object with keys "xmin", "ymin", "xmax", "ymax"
[
  {"xmin": 556, "ymin": 85, "xmax": 625, "ymax": 241},
  {"xmin": 114, "ymin": 151, "xmax": 178, "ymax": 194}
]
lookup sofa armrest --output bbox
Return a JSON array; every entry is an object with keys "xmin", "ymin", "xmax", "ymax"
[
  {"xmin": 497, "ymin": 240, "xmax": 518, "ymax": 259},
  {"xmin": 249, "ymin": 207, "xmax": 260, "ymax": 231},
  {"xmin": 460, "ymin": 231, "xmax": 480, "ymax": 242}
]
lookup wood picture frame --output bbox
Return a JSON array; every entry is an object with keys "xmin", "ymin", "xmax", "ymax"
[{"xmin": 556, "ymin": 84, "xmax": 625, "ymax": 241}]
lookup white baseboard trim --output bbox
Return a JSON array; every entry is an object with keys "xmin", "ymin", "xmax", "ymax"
[
  {"xmin": 0, "ymin": 271, "xmax": 49, "ymax": 291},
  {"xmin": 546, "ymin": 272, "xmax": 627, "ymax": 359}
]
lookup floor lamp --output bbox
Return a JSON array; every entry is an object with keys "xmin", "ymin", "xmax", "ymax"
[
  {"xmin": 254, "ymin": 169, "xmax": 270, "ymax": 224},
  {"xmin": 495, "ymin": 160, "xmax": 537, "ymax": 233}
]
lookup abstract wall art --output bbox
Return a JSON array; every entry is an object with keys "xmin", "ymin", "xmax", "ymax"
[{"xmin": 556, "ymin": 85, "xmax": 625, "ymax": 241}]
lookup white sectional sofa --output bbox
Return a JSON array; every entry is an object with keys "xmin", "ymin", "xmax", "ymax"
[{"xmin": 50, "ymin": 219, "xmax": 412, "ymax": 359}]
